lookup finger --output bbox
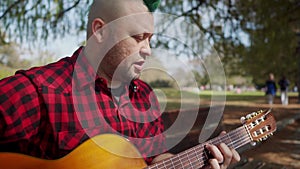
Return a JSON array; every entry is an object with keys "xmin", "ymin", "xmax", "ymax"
[
  {"xmin": 218, "ymin": 143, "xmax": 233, "ymax": 167},
  {"xmin": 208, "ymin": 158, "xmax": 220, "ymax": 169},
  {"xmin": 219, "ymin": 131, "xmax": 226, "ymax": 136},
  {"xmin": 231, "ymin": 148, "xmax": 241, "ymax": 164},
  {"xmin": 206, "ymin": 144, "xmax": 224, "ymax": 164}
]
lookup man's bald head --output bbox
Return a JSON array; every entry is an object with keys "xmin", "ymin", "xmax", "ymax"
[{"xmin": 86, "ymin": 0, "xmax": 149, "ymax": 39}]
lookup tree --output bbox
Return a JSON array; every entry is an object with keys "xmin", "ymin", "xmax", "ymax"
[
  {"xmin": 32, "ymin": 49, "xmax": 56, "ymax": 66},
  {"xmin": 235, "ymin": 0, "xmax": 300, "ymax": 102},
  {"xmin": 235, "ymin": 0, "xmax": 300, "ymax": 84},
  {"xmin": 155, "ymin": 0, "xmax": 300, "ymax": 101},
  {"xmin": 0, "ymin": 0, "xmax": 91, "ymax": 43},
  {"xmin": 0, "ymin": 41, "xmax": 56, "ymax": 71},
  {"xmin": 1, "ymin": 0, "xmax": 300, "ymax": 92},
  {"xmin": 0, "ymin": 42, "xmax": 31, "ymax": 68}
]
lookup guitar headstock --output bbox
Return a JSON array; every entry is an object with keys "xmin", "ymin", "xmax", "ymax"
[{"xmin": 241, "ymin": 109, "xmax": 277, "ymax": 143}]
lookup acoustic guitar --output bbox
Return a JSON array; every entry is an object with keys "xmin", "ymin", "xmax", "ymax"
[{"xmin": 0, "ymin": 109, "xmax": 276, "ymax": 169}]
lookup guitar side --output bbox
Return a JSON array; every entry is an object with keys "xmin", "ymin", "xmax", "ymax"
[{"xmin": 0, "ymin": 134, "xmax": 147, "ymax": 169}]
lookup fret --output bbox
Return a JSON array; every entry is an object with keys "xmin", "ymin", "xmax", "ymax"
[
  {"xmin": 162, "ymin": 160, "xmax": 167, "ymax": 169},
  {"xmin": 217, "ymin": 135, "xmax": 222, "ymax": 145},
  {"xmin": 175, "ymin": 155, "xmax": 184, "ymax": 168},
  {"xmin": 146, "ymin": 125, "xmax": 252, "ymax": 169},
  {"xmin": 170, "ymin": 156, "xmax": 175, "ymax": 168},
  {"xmin": 145, "ymin": 110, "xmax": 276, "ymax": 169},
  {"xmin": 178, "ymin": 153, "xmax": 184, "ymax": 168},
  {"xmin": 177, "ymin": 150, "xmax": 189, "ymax": 168},
  {"xmin": 201, "ymin": 144, "xmax": 209, "ymax": 162},
  {"xmin": 184, "ymin": 150, "xmax": 194, "ymax": 168},
  {"xmin": 147, "ymin": 127, "xmax": 252, "ymax": 169},
  {"xmin": 226, "ymin": 132, "xmax": 233, "ymax": 148},
  {"xmin": 193, "ymin": 146, "xmax": 204, "ymax": 168},
  {"xmin": 193, "ymin": 146, "xmax": 201, "ymax": 162}
]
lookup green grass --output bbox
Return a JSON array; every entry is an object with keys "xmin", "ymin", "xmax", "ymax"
[
  {"xmin": 0, "ymin": 65, "xmax": 16, "ymax": 80},
  {"xmin": 157, "ymin": 87, "xmax": 299, "ymax": 111}
]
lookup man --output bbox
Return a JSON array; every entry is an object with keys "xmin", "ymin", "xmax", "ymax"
[
  {"xmin": 0, "ymin": 0, "xmax": 240, "ymax": 168},
  {"xmin": 278, "ymin": 75, "xmax": 289, "ymax": 105},
  {"xmin": 265, "ymin": 73, "xmax": 277, "ymax": 105}
]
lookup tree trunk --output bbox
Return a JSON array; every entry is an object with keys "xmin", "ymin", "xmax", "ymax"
[{"xmin": 297, "ymin": 33, "xmax": 300, "ymax": 103}]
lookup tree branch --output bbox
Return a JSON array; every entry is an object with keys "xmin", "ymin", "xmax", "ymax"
[
  {"xmin": 0, "ymin": 0, "xmax": 25, "ymax": 20},
  {"xmin": 56, "ymin": 0, "xmax": 81, "ymax": 19}
]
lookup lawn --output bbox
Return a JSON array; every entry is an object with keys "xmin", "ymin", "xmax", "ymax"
[
  {"xmin": 157, "ymin": 88, "xmax": 298, "ymax": 111},
  {"xmin": 0, "ymin": 64, "xmax": 16, "ymax": 80}
]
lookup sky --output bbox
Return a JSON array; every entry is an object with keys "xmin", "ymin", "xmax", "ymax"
[{"xmin": 48, "ymin": 34, "xmax": 85, "ymax": 59}]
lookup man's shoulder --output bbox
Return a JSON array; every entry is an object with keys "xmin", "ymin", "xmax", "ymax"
[{"xmin": 15, "ymin": 56, "xmax": 75, "ymax": 89}]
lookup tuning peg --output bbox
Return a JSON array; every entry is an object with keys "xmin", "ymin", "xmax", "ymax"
[
  {"xmin": 246, "ymin": 114, "xmax": 252, "ymax": 119},
  {"xmin": 240, "ymin": 116, "xmax": 246, "ymax": 124},
  {"xmin": 252, "ymin": 111, "xmax": 260, "ymax": 117}
]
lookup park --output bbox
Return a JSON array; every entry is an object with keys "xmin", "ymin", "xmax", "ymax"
[{"xmin": 0, "ymin": 1, "xmax": 300, "ymax": 169}]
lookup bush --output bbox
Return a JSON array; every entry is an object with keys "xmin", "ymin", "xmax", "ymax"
[{"xmin": 149, "ymin": 79, "xmax": 173, "ymax": 88}]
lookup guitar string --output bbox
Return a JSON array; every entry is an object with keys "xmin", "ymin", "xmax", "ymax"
[
  {"xmin": 151, "ymin": 132, "xmax": 251, "ymax": 169},
  {"xmin": 183, "ymin": 126, "xmax": 251, "ymax": 168},
  {"xmin": 188, "ymin": 127, "xmax": 251, "ymax": 168},
  {"xmin": 147, "ymin": 125, "xmax": 252, "ymax": 169},
  {"xmin": 150, "ymin": 119, "xmax": 275, "ymax": 169},
  {"xmin": 148, "ymin": 126, "xmax": 250, "ymax": 169},
  {"xmin": 157, "ymin": 115, "xmax": 273, "ymax": 169},
  {"xmin": 151, "ymin": 139, "xmax": 252, "ymax": 169}
]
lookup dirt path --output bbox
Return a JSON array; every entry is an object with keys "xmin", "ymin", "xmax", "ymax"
[{"xmin": 222, "ymin": 96, "xmax": 300, "ymax": 169}]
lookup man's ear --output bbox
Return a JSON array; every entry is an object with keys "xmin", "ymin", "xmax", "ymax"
[{"xmin": 92, "ymin": 18, "xmax": 105, "ymax": 43}]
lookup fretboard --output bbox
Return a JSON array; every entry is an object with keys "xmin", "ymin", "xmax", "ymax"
[{"xmin": 146, "ymin": 125, "xmax": 251, "ymax": 169}]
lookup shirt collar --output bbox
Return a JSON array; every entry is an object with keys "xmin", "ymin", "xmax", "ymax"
[
  {"xmin": 71, "ymin": 46, "xmax": 140, "ymax": 92},
  {"xmin": 71, "ymin": 46, "xmax": 104, "ymax": 90}
]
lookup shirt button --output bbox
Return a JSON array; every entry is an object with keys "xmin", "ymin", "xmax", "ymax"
[{"xmin": 133, "ymin": 85, "xmax": 138, "ymax": 92}]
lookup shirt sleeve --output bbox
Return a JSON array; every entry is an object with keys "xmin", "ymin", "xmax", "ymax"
[{"xmin": 0, "ymin": 73, "xmax": 41, "ymax": 144}]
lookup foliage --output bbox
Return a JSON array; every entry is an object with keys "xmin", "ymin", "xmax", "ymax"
[
  {"xmin": 149, "ymin": 79, "xmax": 173, "ymax": 88},
  {"xmin": 0, "ymin": 42, "xmax": 31, "ymax": 68},
  {"xmin": 193, "ymin": 70, "xmax": 209, "ymax": 86},
  {"xmin": 0, "ymin": 0, "xmax": 91, "ymax": 44},
  {"xmin": 157, "ymin": 0, "xmax": 300, "ymax": 85},
  {"xmin": 235, "ymin": 0, "xmax": 300, "ymax": 84},
  {"xmin": 31, "ymin": 49, "xmax": 57, "ymax": 66},
  {"xmin": 0, "ymin": 41, "xmax": 56, "ymax": 79},
  {"xmin": 0, "ymin": 0, "xmax": 300, "ymax": 86}
]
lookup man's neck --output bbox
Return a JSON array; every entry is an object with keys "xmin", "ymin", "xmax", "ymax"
[
  {"xmin": 98, "ymin": 69, "xmax": 125, "ymax": 90},
  {"xmin": 109, "ymin": 79, "xmax": 122, "ymax": 89}
]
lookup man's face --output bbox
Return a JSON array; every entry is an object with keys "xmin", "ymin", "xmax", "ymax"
[
  {"xmin": 99, "ymin": 7, "xmax": 154, "ymax": 84},
  {"xmin": 101, "ymin": 32, "xmax": 153, "ymax": 82}
]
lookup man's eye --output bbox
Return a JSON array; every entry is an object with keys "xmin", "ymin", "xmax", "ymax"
[
  {"xmin": 132, "ymin": 33, "xmax": 153, "ymax": 43},
  {"xmin": 133, "ymin": 34, "xmax": 144, "ymax": 42}
]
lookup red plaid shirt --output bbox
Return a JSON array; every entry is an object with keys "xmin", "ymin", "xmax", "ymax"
[{"xmin": 0, "ymin": 47, "xmax": 166, "ymax": 164}]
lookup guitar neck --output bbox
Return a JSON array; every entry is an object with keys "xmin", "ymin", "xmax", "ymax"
[{"xmin": 147, "ymin": 125, "xmax": 251, "ymax": 169}]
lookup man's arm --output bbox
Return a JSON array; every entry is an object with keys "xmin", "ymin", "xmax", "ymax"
[{"xmin": 0, "ymin": 74, "xmax": 41, "ymax": 143}]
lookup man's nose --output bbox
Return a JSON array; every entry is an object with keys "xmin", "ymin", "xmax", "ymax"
[{"xmin": 140, "ymin": 40, "xmax": 151, "ymax": 58}]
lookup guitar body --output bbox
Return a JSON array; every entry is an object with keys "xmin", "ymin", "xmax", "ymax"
[
  {"xmin": 0, "ymin": 110, "xmax": 277, "ymax": 169},
  {"xmin": 0, "ymin": 134, "xmax": 147, "ymax": 169}
]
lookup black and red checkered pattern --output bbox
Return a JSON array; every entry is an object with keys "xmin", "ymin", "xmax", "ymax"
[{"xmin": 0, "ymin": 47, "xmax": 166, "ymax": 164}]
